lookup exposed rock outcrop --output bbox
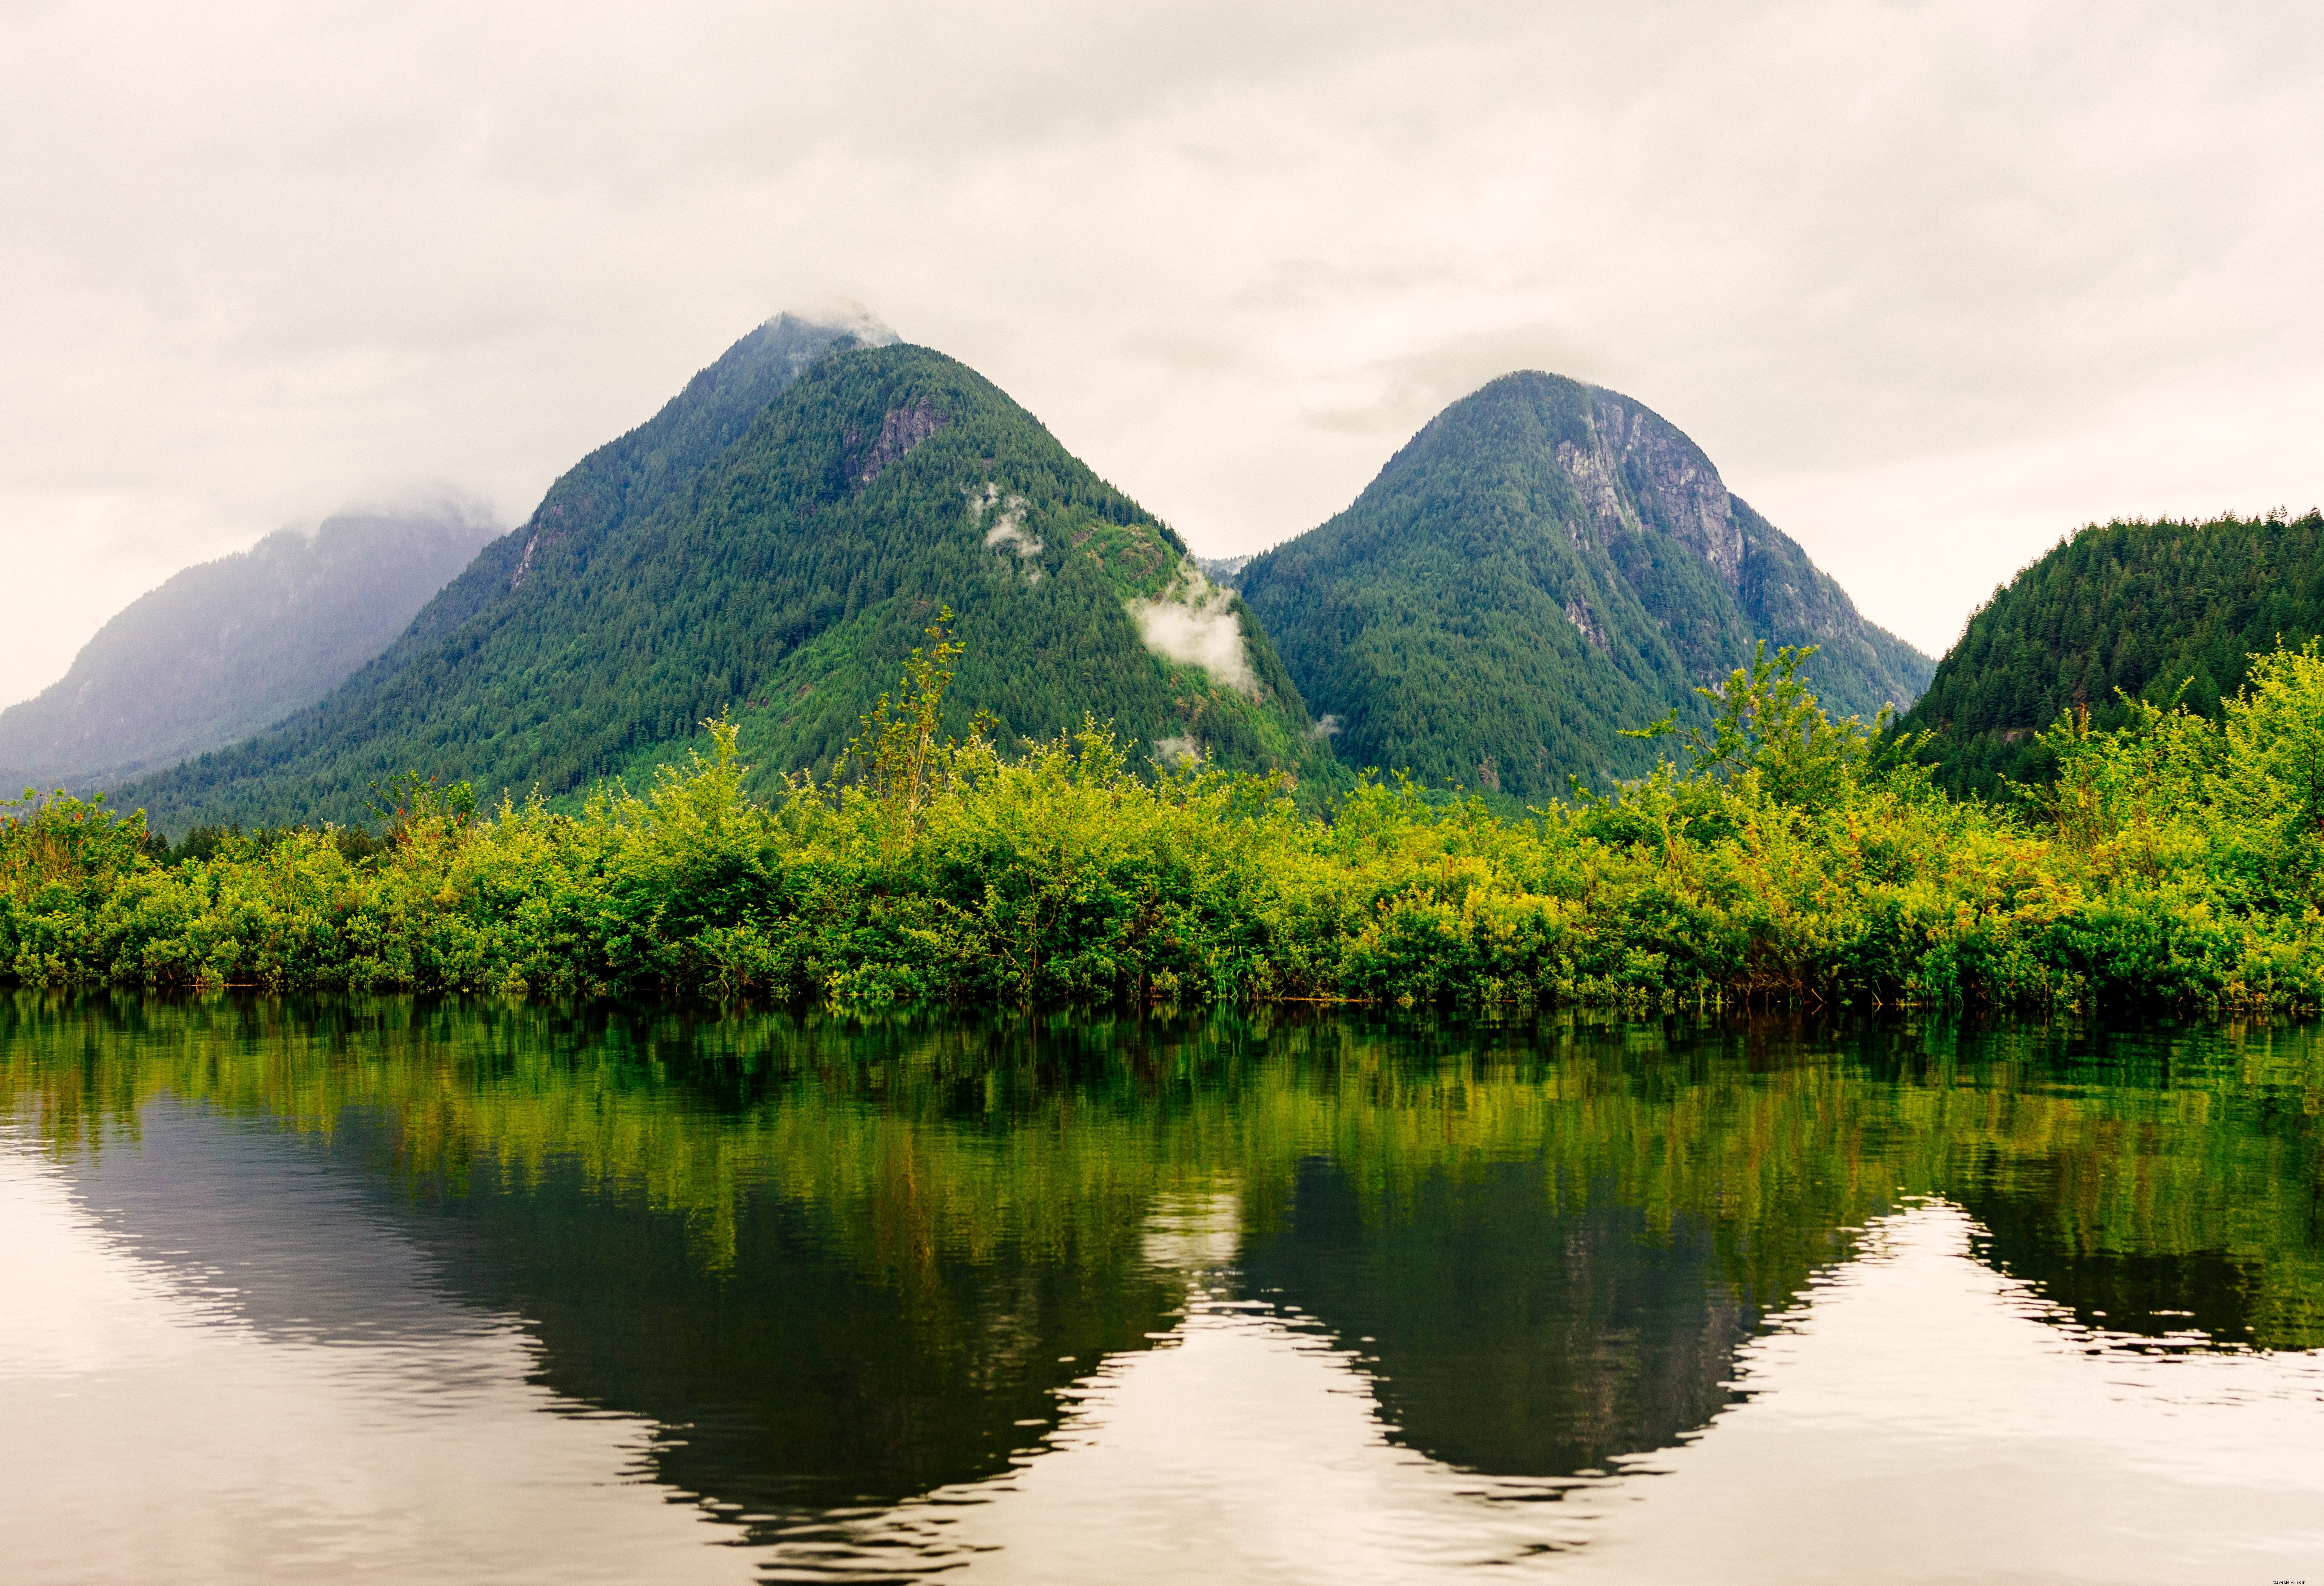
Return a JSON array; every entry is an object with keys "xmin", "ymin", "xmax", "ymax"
[{"xmin": 849, "ymin": 398, "xmax": 947, "ymax": 489}]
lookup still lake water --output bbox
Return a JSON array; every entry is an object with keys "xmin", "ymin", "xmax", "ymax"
[{"xmin": 3, "ymin": 997, "xmax": 2320, "ymax": 1585}]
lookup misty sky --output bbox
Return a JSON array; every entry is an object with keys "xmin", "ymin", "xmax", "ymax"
[{"xmin": 4, "ymin": 1, "xmax": 2321, "ymax": 706}]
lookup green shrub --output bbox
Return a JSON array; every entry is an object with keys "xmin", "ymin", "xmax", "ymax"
[{"xmin": 6, "ymin": 629, "xmax": 2323, "ymax": 1015}]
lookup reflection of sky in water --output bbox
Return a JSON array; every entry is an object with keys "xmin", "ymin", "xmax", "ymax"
[
  {"xmin": 8, "ymin": 1116, "xmax": 2320, "ymax": 1586},
  {"xmin": 1553, "ymin": 1204, "xmax": 2324, "ymax": 1585}
]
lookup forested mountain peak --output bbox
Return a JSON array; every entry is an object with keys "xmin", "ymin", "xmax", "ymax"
[
  {"xmin": 0, "ymin": 498, "xmax": 501, "ymax": 793},
  {"xmin": 1369, "ymin": 372, "xmax": 1747, "ymax": 592},
  {"xmin": 119, "ymin": 332, "xmax": 1326, "ymax": 832},
  {"xmin": 1237, "ymin": 370, "xmax": 1932, "ymax": 802},
  {"xmin": 1901, "ymin": 510, "xmax": 2324, "ymax": 796},
  {"xmin": 498, "ymin": 307, "xmax": 899, "ymax": 594}
]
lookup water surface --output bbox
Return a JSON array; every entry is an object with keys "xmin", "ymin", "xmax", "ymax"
[{"xmin": 3, "ymin": 997, "xmax": 2320, "ymax": 1583}]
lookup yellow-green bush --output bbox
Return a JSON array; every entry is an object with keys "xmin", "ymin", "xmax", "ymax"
[{"xmin": 5, "ymin": 635, "xmax": 2322, "ymax": 1014}]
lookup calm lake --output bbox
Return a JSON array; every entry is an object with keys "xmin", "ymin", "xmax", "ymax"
[{"xmin": 3, "ymin": 997, "xmax": 2320, "ymax": 1584}]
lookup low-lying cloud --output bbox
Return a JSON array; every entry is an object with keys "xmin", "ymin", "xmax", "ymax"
[
  {"xmin": 1125, "ymin": 562, "xmax": 1257, "ymax": 696},
  {"xmin": 1151, "ymin": 734, "xmax": 1204, "ymax": 768},
  {"xmin": 970, "ymin": 483, "xmax": 1043, "ymax": 582}
]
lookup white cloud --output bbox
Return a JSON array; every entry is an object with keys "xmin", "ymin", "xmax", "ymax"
[
  {"xmin": 1151, "ymin": 735, "xmax": 1204, "ymax": 768},
  {"xmin": 1125, "ymin": 562, "xmax": 1258, "ymax": 696},
  {"xmin": 973, "ymin": 485, "xmax": 1038, "ymax": 553},
  {"xmin": 971, "ymin": 483, "xmax": 1043, "ymax": 583}
]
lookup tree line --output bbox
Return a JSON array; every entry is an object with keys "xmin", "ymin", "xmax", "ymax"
[{"xmin": 5, "ymin": 613, "xmax": 2322, "ymax": 1014}]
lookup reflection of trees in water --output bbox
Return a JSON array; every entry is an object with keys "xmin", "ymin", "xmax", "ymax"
[
  {"xmin": 1910, "ymin": 1019, "xmax": 2324, "ymax": 1348},
  {"xmin": 3, "ymin": 993, "xmax": 2320, "ymax": 1519}
]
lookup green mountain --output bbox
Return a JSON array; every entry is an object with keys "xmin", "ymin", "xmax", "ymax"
[
  {"xmin": 1900, "ymin": 511, "xmax": 2324, "ymax": 797},
  {"xmin": 122, "ymin": 317, "xmax": 1326, "ymax": 833},
  {"xmin": 1234, "ymin": 372, "xmax": 1933, "ymax": 801},
  {"xmin": 0, "ymin": 499, "xmax": 499, "ymax": 794}
]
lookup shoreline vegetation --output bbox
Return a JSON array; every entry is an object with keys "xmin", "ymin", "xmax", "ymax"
[{"xmin": 4, "ymin": 620, "xmax": 2322, "ymax": 1014}]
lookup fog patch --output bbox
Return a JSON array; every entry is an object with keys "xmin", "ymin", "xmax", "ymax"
[
  {"xmin": 331, "ymin": 483, "xmax": 504, "ymax": 536},
  {"xmin": 1309, "ymin": 713, "xmax": 1342, "ymax": 738},
  {"xmin": 780, "ymin": 297, "xmax": 899, "ymax": 348},
  {"xmin": 1152, "ymin": 735, "xmax": 1204, "ymax": 768},
  {"xmin": 971, "ymin": 482, "xmax": 1042, "ymax": 584},
  {"xmin": 1125, "ymin": 559, "xmax": 1256, "ymax": 696}
]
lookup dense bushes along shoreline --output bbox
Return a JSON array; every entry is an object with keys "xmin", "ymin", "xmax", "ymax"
[{"xmin": 4, "ymin": 623, "xmax": 2322, "ymax": 1013}]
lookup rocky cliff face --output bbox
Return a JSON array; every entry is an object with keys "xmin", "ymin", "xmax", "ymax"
[{"xmin": 1556, "ymin": 391, "xmax": 1745, "ymax": 589}]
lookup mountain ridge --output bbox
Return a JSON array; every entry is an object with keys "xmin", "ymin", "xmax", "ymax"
[{"xmin": 0, "ymin": 499, "xmax": 500, "ymax": 793}]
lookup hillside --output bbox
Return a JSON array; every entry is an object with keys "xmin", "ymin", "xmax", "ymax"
[
  {"xmin": 1900, "ymin": 511, "xmax": 2324, "ymax": 797},
  {"xmin": 1235, "ymin": 372, "xmax": 1932, "ymax": 801},
  {"xmin": 0, "ymin": 500, "xmax": 499, "ymax": 793},
  {"xmin": 123, "ymin": 326, "xmax": 1327, "ymax": 832}
]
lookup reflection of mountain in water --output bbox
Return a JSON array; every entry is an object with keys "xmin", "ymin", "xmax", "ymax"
[
  {"xmin": 48, "ymin": 1099, "xmax": 501, "ymax": 1349},
  {"xmin": 1243, "ymin": 1158, "xmax": 1750, "ymax": 1475},
  {"xmin": 10, "ymin": 993, "xmax": 2322, "ymax": 1544},
  {"xmin": 44, "ymin": 1089, "xmax": 1185, "ymax": 1522},
  {"xmin": 1965, "ymin": 1187, "xmax": 2275, "ymax": 1347},
  {"xmin": 404, "ymin": 1151, "xmax": 1182, "ymax": 1518}
]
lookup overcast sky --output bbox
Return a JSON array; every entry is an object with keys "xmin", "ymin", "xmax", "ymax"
[{"xmin": 3, "ymin": 1, "xmax": 2320, "ymax": 705}]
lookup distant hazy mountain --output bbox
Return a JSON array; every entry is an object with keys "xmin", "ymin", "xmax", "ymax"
[
  {"xmin": 1237, "ymin": 372, "xmax": 1933, "ymax": 800},
  {"xmin": 120, "ymin": 314, "xmax": 1328, "ymax": 831},
  {"xmin": 0, "ymin": 499, "xmax": 501, "ymax": 793},
  {"xmin": 1899, "ymin": 511, "xmax": 2324, "ymax": 797}
]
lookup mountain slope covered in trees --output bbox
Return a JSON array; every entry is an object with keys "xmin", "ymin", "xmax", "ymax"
[
  {"xmin": 1900, "ymin": 511, "xmax": 2324, "ymax": 797},
  {"xmin": 1236, "ymin": 372, "xmax": 1932, "ymax": 801},
  {"xmin": 123, "ymin": 322, "xmax": 1326, "ymax": 832},
  {"xmin": 0, "ymin": 501, "xmax": 499, "ymax": 793}
]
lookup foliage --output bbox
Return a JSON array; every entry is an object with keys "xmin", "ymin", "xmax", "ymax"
[
  {"xmin": 7, "ymin": 633, "xmax": 2324, "ymax": 1015},
  {"xmin": 1237, "ymin": 371, "xmax": 1933, "ymax": 803},
  {"xmin": 1620, "ymin": 642, "xmax": 1925, "ymax": 814},
  {"xmin": 833, "ymin": 611, "xmax": 995, "ymax": 828},
  {"xmin": 1901, "ymin": 510, "xmax": 2324, "ymax": 797}
]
